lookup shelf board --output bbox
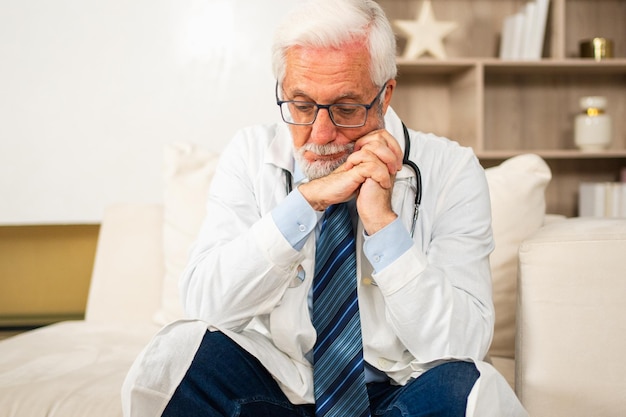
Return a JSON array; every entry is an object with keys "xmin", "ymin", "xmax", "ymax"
[
  {"xmin": 396, "ymin": 58, "xmax": 475, "ymax": 74},
  {"xmin": 397, "ymin": 57, "xmax": 626, "ymax": 75},
  {"xmin": 476, "ymin": 149, "xmax": 626, "ymax": 160},
  {"xmin": 483, "ymin": 58, "xmax": 626, "ymax": 74}
]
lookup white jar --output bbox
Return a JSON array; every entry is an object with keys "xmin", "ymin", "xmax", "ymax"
[{"xmin": 575, "ymin": 96, "xmax": 612, "ymax": 151}]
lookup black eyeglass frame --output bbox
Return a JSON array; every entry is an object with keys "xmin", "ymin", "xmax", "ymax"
[{"xmin": 275, "ymin": 82, "xmax": 388, "ymax": 128}]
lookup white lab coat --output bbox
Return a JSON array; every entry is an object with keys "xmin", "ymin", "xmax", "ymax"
[{"xmin": 122, "ymin": 108, "xmax": 527, "ymax": 417}]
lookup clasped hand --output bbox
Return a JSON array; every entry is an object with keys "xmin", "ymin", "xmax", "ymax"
[{"xmin": 299, "ymin": 129, "xmax": 403, "ymax": 235}]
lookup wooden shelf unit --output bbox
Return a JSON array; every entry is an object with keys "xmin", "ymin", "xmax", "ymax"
[{"xmin": 379, "ymin": 0, "xmax": 626, "ymax": 217}]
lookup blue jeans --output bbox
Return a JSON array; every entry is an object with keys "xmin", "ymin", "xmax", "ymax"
[{"xmin": 162, "ymin": 331, "xmax": 479, "ymax": 417}]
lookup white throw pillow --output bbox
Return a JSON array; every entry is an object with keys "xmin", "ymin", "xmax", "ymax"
[
  {"xmin": 153, "ymin": 142, "xmax": 220, "ymax": 326},
  {"xmin": 485, "ymin": 153, "xmax": 551, "ymax": 359}
]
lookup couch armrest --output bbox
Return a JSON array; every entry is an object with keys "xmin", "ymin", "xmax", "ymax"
[
  {"xmin": 516, "ymin": 217, "xmax": 626, "ymax": 416},
  {"xmin": 85, "ymin": 204, "xmax": 164, "ymax": 324}
]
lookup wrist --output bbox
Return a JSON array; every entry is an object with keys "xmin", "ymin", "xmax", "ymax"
[
  {"xmin": 362, "ymin": 211, "xmax": 397, "ymax": 236},
  {"xmin": 297, "ymin": 182, "xmax": 328, "ymax": 212}
]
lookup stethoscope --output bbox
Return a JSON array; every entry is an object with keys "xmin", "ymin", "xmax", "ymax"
[{"xmin": 284, "ymin": 122, "xmax": 422, "ymax": 237}]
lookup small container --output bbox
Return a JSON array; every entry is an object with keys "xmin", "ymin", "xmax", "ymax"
[
  {"xmin": 574, "ymin": 96, "xmax": 612, "ymax": 151},
  {"xmin": 579, "ymin": 38, "xmax": 614, "ymax": 61}
]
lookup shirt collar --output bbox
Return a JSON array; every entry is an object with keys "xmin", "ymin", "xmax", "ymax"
[{"xmin": 293, "ymin": 159, "xmax": 307, "ymax": 185}]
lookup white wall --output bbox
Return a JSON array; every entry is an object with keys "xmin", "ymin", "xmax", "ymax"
[{"xmin": 0, "ymin": 0, "xmax": 300, "ymax": 224}]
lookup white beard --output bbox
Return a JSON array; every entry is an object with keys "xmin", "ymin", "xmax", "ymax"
[{"xmin": 295, "ymin": 142, "xmax": 355, "ymax": 180}]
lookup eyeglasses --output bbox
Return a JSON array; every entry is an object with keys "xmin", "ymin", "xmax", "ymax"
[{"xmin": 276, "ymin": 83, "xmax": 387, "ymax": 128}]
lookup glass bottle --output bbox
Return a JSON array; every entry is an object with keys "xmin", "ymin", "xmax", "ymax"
[{"xmin": 574, "ymin": 96, "xmax": 612, "ymax": 151}]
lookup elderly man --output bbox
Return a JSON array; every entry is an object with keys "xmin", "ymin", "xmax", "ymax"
[{"xmin": 122, "ymin": 1, "xmax": 526, "ymax": 416}]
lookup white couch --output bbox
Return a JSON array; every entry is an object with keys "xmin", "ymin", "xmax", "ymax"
[{"xmin": 1, "ymin": 145, "xmax": 626, "ymax": 417}]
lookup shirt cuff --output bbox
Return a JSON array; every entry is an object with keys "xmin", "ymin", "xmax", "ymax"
[
  {"xmin": 363, "ymin": 217, "xmax": 413, "ymax": 272},
  {"xmin": 271, "ymin": 188, "xmax": 322, "ymax": 251}
]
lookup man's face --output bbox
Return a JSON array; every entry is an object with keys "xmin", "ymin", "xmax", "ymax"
[{"xmin": 281, "ymin": 41, "xmax": 394, "ymax": 180}]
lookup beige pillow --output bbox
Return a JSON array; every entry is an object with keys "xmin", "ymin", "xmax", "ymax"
[
  {"xmin": 153, "ymin": 142, "xmax": 220, "ymax": 326},
  {"xmin": 485, "ymin": 154, "xmax": 551, "ymax": 359}
]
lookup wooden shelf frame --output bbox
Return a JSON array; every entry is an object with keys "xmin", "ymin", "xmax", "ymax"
[{"xmin": 380, "ymin": 0, "xmax": 626, "ymax": 217}]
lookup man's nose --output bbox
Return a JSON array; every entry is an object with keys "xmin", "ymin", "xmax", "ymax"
[{"xmin": 309, "ymin": 108, "xmax": 338, "ymax": 145}]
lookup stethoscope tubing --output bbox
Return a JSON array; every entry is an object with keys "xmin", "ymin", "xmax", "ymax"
[{"xmin": 402, "ymin": 123, "xmax": 422, "ymax": 237}]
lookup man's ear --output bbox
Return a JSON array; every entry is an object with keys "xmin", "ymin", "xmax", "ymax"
[{"xmin": 382, "ymin": 79, "xmax": 396, "ymax": 114}]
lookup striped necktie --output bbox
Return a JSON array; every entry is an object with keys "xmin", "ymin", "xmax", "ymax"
[{"xmin": 312, "ymin": 203, "xmax": 370, "ymax": 417}]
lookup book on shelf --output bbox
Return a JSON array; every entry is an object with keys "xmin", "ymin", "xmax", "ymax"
[
  {"xmin": 579, "ymin": 182, "xmax": 626, "ymax": 218},
  {"xmin": 499, "ymin": 0, "xmax": 549, "ymax": 60},
  {"xmin": 520, "ymin": 2, "xmax": 536, "ymax": 59}
]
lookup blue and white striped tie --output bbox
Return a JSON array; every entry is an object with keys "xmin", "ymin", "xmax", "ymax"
[{"xmin": 312, "ymin": 203, "xmax": 370, "ymax": 417}]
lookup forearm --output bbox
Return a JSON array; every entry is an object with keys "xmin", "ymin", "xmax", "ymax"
[
  {"xmin": 365, "ymin": 169, "xmax": 495, "ymax": 362},
  {"xmin": 180, "ymin": 209, "xmax": 304, "ymax": 331},
  {"xmin": 178, "ymin": 135, "xmax": 310, "ymax": 331},
  {"xmin": 374, "ymin": 245, "xmax": 494, "ymax": 362}
]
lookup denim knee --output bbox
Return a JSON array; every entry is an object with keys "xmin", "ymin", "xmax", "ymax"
[
  {"xmin": 162, "ymin": 330, "xmax": 314, "ymax": 417},
  {"xmin": 370, "ymin": 361, "xmax": 479, "ymax": 417}
]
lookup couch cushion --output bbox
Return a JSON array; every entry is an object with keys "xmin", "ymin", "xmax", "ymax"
[
  {"xmin": 0, "ymin": 321, "xmax": 159, "ymax": 417},
  {"xmin": 153, "ymin": 143, "xmax": 220, "ymax": 326},
  {"xmin": 517, "ymin": 217, "xmax": 626, "ymax": 415},
  {"xmin": 154, "ymin": 144, "xmax": 551, "ymax": 360},
  {"xmin": 485, "ymin": 154, "xmax": 551, "ymax": 359},
  {"xmin": 87, "ymin": 204, "xmax": 165, "ymax": 324}
]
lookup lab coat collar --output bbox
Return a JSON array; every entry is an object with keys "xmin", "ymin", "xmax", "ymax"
[{"xmin": 265, "ymin": 122, "xmax": 295, "ymax": 174}]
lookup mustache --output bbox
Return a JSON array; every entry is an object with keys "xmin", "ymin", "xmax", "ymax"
[{"xmin": 299, "ymin": 142, "xmax": 355, "ymax": 156}]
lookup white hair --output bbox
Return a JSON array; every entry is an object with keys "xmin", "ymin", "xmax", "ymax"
[{"xmin": 271, "ymin": 0, "xmax": 397, "ymax": 88}]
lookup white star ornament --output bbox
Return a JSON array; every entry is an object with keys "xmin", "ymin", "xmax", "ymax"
[{"xmin": 394, "ymin": 0, "xmax": 458, "ymax": 60}]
